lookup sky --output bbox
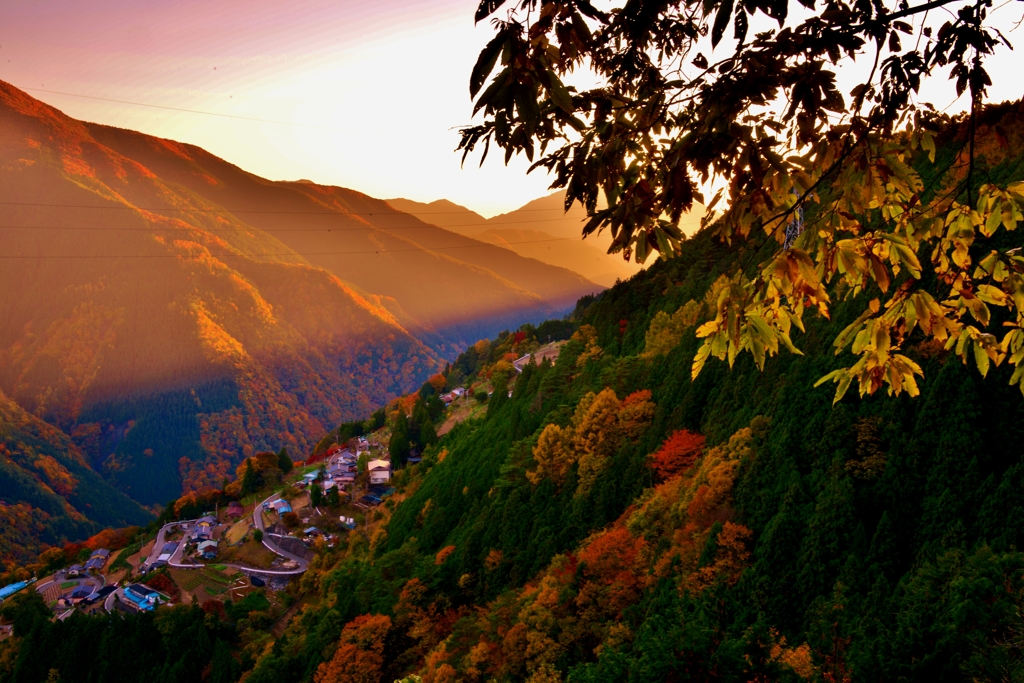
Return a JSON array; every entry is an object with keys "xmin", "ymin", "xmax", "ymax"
[{"xmin": 1, "ymin": 0, "xmax": 1022, "ymax": 217}]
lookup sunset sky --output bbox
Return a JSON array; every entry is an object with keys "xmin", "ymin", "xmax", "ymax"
[{"xmin": 2, "ymin": 0, "xmax": 1021, "ymax": 216}]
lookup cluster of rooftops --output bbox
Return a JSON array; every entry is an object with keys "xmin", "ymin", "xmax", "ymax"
[
  {"xmin": 67, "ymin": 548, "xmax": 110, "ymax": 576},
  {"xmin": 301, "ymin": 444, "xmax": 393, "ymax": 492}
]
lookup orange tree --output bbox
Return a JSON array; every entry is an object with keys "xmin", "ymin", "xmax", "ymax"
[{"xmin": 460, "ymin": 0, "xmax": 1024, "ymax": 401}]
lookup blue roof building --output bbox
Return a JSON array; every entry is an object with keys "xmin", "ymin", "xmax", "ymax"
[
  {"xmin": 125, "ymin": 584, "xmax": 162, "ymax": 611},
  {"xmin": 0, "ymin": 581, "xmax": 29, "ymax": 600}
]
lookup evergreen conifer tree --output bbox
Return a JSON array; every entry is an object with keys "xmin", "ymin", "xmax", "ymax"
[
  {"xmin": 390, "ymin": 412, "xmax": 411, "ymax": 468},
  {"xmin": 277, "ymin": 448, "xmax": 293, "ymax": 475},
  {"xmin": 241, "ymin": 459, "xmax": 257, "ymax": 496}
]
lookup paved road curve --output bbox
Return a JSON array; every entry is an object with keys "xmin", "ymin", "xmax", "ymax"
[
  {"xmin": 102, "ymin": 502, "xmax": 309, "ymax": 613},
  {"xmin": 252, "ymin": 493, "xmax": 311, "ymax": 571},
  {"xmin": 145, "ymin": 519, "xmax": 197, "ymax": 568}
]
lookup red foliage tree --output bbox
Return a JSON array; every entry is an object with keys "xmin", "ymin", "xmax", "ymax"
[
  {"xmin": 650, "ymin": 429, "xmax": 706, "ymax": 480},
  {"xmin": 314, "ymin": 614, "xmax": 392, "ymax": 683},
  {"xmin": 143, "ymin": 572, "xmax": 181, "ymax": 601}
]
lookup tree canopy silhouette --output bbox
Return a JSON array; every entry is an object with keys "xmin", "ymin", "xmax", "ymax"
[{"xmin": 461, "ymin": 0, "xmax": 1024, "ymax": 401}]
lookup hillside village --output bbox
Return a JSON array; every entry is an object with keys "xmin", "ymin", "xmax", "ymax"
[{"xmin": 0, "ymin": 329, "xmax": 565, "ymax": 637}]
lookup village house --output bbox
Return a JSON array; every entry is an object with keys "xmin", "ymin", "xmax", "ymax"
[
  {"xmin": 226, "ymin": 501, "xmax": 244, "ymax": 518},
  {"xmin": 267, "ymin": 499, "xmax": 292, "ymax": 514},
  {"xmin": 368, "ymin": 459, "xmax": 392, "ymax": 485},
  {"xmin": 124, "ymin": 584, "xmax": 162, "ymax": 611},
  {"xmin": 198, "ymin": 540, "xmax": 218, "ymax": 560},
  {"xmin": 153, "ymin": 541, "xmax": 177, "ymax": 568}
]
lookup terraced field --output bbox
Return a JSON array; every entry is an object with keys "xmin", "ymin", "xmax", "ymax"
[{"xmin": 170, "ymin": 567, "xmax": 238, "ymax": 602}]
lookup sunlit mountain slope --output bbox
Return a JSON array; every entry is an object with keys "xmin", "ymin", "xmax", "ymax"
[
  {"xmin": 76, "ymin": 126, "xmax": 601, "ymax": 352},
  {"xmin": 0, "ymin": 81, "xmax": 444, "ymax": 503},
  {"xmin": 388, "ymin": 191, "xmax": 691, "ymax": 287}
]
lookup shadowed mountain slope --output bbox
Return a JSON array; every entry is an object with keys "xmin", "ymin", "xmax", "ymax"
[{"xmin": 0, "ymin": 388, "xmax": 152, "ymax": 565}]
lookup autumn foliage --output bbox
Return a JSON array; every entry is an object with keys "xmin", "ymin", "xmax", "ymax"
[
  {"xmin": 417, "ymin": 422, "xmax": 760, "ymax": 681},
  {"xmin": 142, "ymin": 572, "xmax": 181, "ymax": 601},
  {"xmin": 649, "ymin": 429, "xmax": 706, "ymax": 480},
  {"xmin": 527, "ymin": 388, "xmax": 655, "ymax": 495},
  {"xmin": 314, "ymin": 614, "xmax": 392, "ymax": 683}
]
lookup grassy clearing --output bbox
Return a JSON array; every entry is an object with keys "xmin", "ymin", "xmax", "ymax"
[
  {"xmin": 203, "ymin": 568, "xmax": 233, "ymax": 585},
  {"xmin": 438, "ymin": 396, "xmax": 487, "ymax": 436},
  {"xmin": 291, "ymin": 493, "xmax": 310, "ymax": 513},
  {"xmin": 109, "ymin": 541, "xmax": 142, "ymax": 572},
  {"xmin": 218, "ymin": 539, "xmax": 276, "ymax": 569},
  {"xmin": 225, "ymin": 517, "xmax": 250, "ymax": 545}
]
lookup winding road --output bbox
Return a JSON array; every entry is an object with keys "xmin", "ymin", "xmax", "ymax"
[
  {"xmin": 145, "ymin": 495, "xmax": 309, "ymax": 576},
  {"xmin": 252, "ymin": 493, "xmax": 311, "ymax": 571},
  {"xmin": 101, "ymin": 495, "xmax": 311, "ymax": 612}
]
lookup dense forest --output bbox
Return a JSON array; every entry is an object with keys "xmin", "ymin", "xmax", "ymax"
[
  {"xmin": 3, "ymin": 105, "xmax": 1024, "ymax": 682},
  {"xmin": 0, "ymin": 390, "xmax": 153, "ymax": 568}
]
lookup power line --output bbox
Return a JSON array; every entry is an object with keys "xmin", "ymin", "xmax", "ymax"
[
  {"xmin": 0, "ymin": 234, "xmax": 589, "ymax": 259},
  {"xmin": 0, "ymin": 217, "xmax": 597, "ymax": 233},
  {"xmin": 0, "ymin": 216, "xmax": 703, "ymax": 234},
  {"xmin": 0, "ymin": 199, "xmax": 631, "ymax": 218},
  {"xmin": 21, "ymin": 87, "xmax": 342, "ymax": 131},
  {"xmin": 0, "ymin": 202, "xmax": 705, "ymax": 233}
]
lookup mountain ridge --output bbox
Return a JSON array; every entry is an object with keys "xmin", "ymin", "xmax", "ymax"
[{"xmin": 387, "ymin": 191, "xmax": 707, "ymax": 287}]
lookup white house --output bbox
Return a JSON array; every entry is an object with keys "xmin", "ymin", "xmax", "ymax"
[{"xmin": 368, "ymin": 459, "xmax": 392, "ymax": 485}]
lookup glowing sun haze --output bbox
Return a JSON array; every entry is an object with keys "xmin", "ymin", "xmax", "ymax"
[
  {"xmin": 1, "ymin": 0, "xmax": 557, "ymax": 216},
  {"xmin": 2, "ymin": 0, "xmax": 1021, "ymax": 217}
]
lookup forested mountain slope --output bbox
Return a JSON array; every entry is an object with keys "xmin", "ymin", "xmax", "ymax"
[
  {"xmin": 79, "ymin": 123, "xmax": 600, "ymax": 352},
  {"xmin": 0, "ymin": 81, "xmax": 443, "ymax": 504},
  {"xmin": 0, "ymin": 389, "xmax": 151, "ymax": 567},
  {"xmin": 235, "ymin": 104, "xmax": 1024, "ymax": 682},
  {"xmin": 3, "ymin": 103, "xmax": 1024, "ymax": 683}
]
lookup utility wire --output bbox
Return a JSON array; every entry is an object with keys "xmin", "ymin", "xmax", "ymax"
[
  {"xmin": 0, "ymin": 217, "xmax": 603, "ymax": 232},
  {"xmin": 21, "ymin": 87, "xmax": 342, "ymax": 131},
  {"xmin": 0, "ymin": 200, "xmax": 642, "ymax": 218},
  {"xmin": 0, "ymin": 217, "xmax": 703, "ymax": 234},
  {"xmin": 0, "ymin": 235, "xmax": 593, "ymax": 259}
]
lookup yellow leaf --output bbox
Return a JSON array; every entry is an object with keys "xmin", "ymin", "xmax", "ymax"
[
  {"xmin": 974, "ymin": 340, "xmax": 991, "ymax": 377},
  {"xmin": 976, "ymin": 284, "xmax": 1007, "ymax": 307}
]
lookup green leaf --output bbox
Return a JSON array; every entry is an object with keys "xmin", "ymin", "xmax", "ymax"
[
  {"xmin": 778, "ymin": 331, "xmax": 803, "ymax": 355},
  {"xmin": 976, "ymin": 284, "xmax": 1007, "ymax": 306},
  {"xmin": 691, "ymin": 342, "xmax": 712, "ymax": 379},
  {"xmin": 920, "ymin": 129, "xmax": 936, "ymax": 162}
]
